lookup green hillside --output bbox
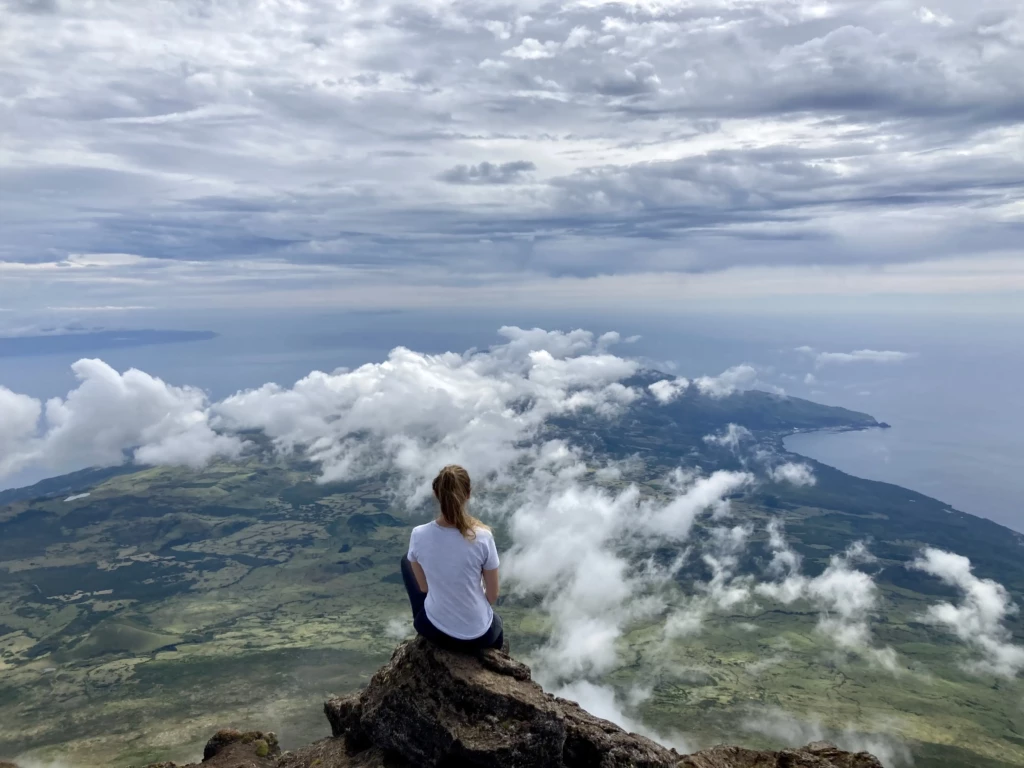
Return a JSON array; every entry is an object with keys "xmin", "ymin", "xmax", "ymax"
[{"xmin": 0, "ymin": 390, "xmax": 1021, "ymax": 767}]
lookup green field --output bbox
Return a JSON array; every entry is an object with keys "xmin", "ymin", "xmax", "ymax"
[{"xmin": 1, "ymin": 391, "xmax": 1022, "ymax": 767}]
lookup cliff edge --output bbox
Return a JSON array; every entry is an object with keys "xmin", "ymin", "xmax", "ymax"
[{"xmin": 110, "ymin": 638, "xmax": 883, "ymax": 767}]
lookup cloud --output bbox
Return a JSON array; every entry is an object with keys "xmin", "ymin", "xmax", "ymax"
[
  {"xmin": 743, "ymin": 708, "xmax": 914, "ymax": 767},
  {"xmin": 385, "ymin": 616, "xmax": 413, "ymax": 640},
  {"xmin": 768, "ymin": 462, "xmax": 816, "ymax": 487},
  {"xmin": 0, "ymin": 360, "xmax": 245, "ymax": 478},
  {"xmin": 213, "ymin": 326, "xmax": 641, "ymax": 493},
  {"xmin": 701, "ymin": 424, "xmax": 814, "ymax": 487},
  {"xmin": 648, "ymin": 377, "xmax": 690, "ymax": 404},
  {"xmin": 815, "ymin": 350, "xmax": 913, "ymax": 367},
  {"xmin": 439, "ymin": 160, "xmax": 536, "ymax": 185},
  {"xmin": 0, "ymin": 386, "xmax": 42, "ymax": 470},
  {"xmin": 910, "ymin": 548, "xmax": 1024, "ymax": 678},
  {"xmin": 757, "ymin": 530, "xmax": 898, "ymax": 670},
  {"xmin": 505, "ymin": 467, "xmax": 753, "ymax": 681},
  {"xmin": 765, "ymin": 519, "xmax": 801, "ymax": 579},
  {"xmin": 503, "ymin": 38, "xmax": 561, "ymax": 60},
  {"xmin": 554, "ymin": 681, "xmax": 691, "ymax": 754},
  {"xmin": 694, "ymin": 365, "xmax": 758, "ymax": 398},
  {"xmin": 1, "ymin": 0, "xmax": 1022, "ymax": 312},
  {"xmin": 664, "ymin": 523, "xmax": 757, "ymax": 640},
  {"xmin": 703, "ymin": 423, "xmax": 753, "ymax": 453}
]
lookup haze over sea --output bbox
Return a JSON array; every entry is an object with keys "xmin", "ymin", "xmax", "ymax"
[{"xmin": 2, "ymin": 307, "xmax": 1021, "ymax": 533}]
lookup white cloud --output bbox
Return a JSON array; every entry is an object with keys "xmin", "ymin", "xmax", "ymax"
[
  {"xmin": 664, "ymin": 523, "xmax": 757, "ymax": 639},
  {"xmin": 917, "ymin": 7, "xmax": 954, "ymax": 26},
  {"xmin": 503, "ymin": 38, "xmax": 560, "ymax": 59},
  {"xmin": 744, "ymin": 708, "xmax": 914, "ymax": 767},
  {"xmin": 0, "ymin": 386, "xmax": 42, "ymax": 475},
  {"xmin": 648, "ymin": 377, "xmax": 689, "ymax": 404},
  {"xmin": 0, "ymin": 359, "xmax": 244, "ymax": 479},
  {"xmin": 385, "ymin": 616, "xmax": 413, "ymax": 640},
  {"xmin": 555, "ymin": 681, "xmax": 692, "ymax": 753},
  {"xmin": 765, "ymin": 519, "xmax": 801, "ymax": 578},
  {"xmin": 506, "ymin": 467, "xmax": 753, "ymax": 681},
  {"xmin": 757, "ymin": 532, "xmax": 897, "ymax": 670},
  {"xmin": 910, "ymin": 548, "xmax": 1024, "ymax": 678},
  {"xmin": 703, "ymin": 423, "xmax": 753, "ymax": 452},
  {"xmin": 214, "ymin": 327, "xmax": 641, "ymax": 495},
  {"xmin": 815, "ymin": 350, "xmax": 912, "ymax": 367},
  {"xmin": 694, "ymin": 365, "xmax": 758, "ymax": 398},
  {"xmin": 768, "ymin": 462, "xmax": 816, "ymax": 486}
]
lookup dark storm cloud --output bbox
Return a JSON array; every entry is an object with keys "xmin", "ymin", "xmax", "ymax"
[{"xmin": 0, "ymin": 0, "xmax": 1021, "ymax": 305}]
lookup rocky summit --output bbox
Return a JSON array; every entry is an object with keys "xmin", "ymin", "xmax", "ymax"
[{"xmin": 13, "ymin": 638, "xmax": 884, "ymax": 768}]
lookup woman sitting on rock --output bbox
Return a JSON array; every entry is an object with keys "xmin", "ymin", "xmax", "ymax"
[{"xmin": 401, "ymin": 464, "xmax": 505, "ymax": 651}]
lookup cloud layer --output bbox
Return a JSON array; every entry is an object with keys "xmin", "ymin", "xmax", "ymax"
[
  {"xmin": 1, "ymin": 0, "xmax": 1022, "ymax": 310},
  {"xmin": 1, "ymin": 325, "xmax": 1019, "ymax": 750}
]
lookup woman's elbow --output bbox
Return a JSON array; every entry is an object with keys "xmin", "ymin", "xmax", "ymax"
[{"xmin": 483, "ymin": 571, "xmax": 500, "ymax": 604}]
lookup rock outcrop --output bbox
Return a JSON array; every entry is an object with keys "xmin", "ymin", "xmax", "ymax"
[{"xmin": 140, "ymin": 637, "xmax": 883, "ymax": 768}]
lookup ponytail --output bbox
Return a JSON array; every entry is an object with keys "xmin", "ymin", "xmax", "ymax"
[{"xmin": 432, "ymin": 464, "xmax": 488, "ymax": 540}]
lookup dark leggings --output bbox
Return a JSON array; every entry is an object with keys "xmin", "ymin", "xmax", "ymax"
[{"xmin": 400, "ymin": 556, "xmax": 504, "ymax": 651}]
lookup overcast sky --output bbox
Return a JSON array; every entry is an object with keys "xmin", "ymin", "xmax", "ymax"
[{"xmin": 0, "ymin": 0, "xmax": 1022, "ymax": 314}]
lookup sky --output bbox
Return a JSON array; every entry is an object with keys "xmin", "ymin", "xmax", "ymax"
[{"xmin": 0, "ymin": 0, "xmax": 1022, "ymax": 315}]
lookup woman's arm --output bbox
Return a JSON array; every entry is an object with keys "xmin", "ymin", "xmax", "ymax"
[
  {"xmin": 482, "ymin": 567, "xmax": 500, "ymax": 605},
  {"xmin": 411, "ymin": 560, "xmax": 429, "ymax": 593}
]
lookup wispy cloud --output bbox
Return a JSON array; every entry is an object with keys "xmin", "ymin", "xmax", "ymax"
[
  {"xmin": 815, "ymin": 350, "xmax": 914, "ymax": 367},
  {"xmin": 757, "ymin": 527, "xmax": 899, "ymax": 670},
  {"xmin": 744, "ymin": 707, "xmax": 914, "ymax": 767},
  {"xmin": 797, "ymin": 345, "xmax": 914, "ymax": 367},
  {"xmin": 910, "ymin": 548, "xmax": 1024, "ymax": 678}
]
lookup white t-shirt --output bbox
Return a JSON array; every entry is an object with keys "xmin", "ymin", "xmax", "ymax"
[{"xmin": 407, "ymin": 521, "xmax": 500, "ymax": 640}]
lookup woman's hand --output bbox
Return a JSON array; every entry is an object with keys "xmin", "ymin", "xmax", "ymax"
[{"xmin": 483, "ymin": 567, "xmax": 500, "ymax": 605}]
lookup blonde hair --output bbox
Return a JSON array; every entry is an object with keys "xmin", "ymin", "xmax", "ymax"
[{"xmin": 432, "ymin": 464, "xmax": 488, "ymax": 540}]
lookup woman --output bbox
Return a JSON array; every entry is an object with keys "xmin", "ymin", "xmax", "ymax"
[{"xmin": 401, "ymin": 464, "xmax": 505, "ymax": 651}]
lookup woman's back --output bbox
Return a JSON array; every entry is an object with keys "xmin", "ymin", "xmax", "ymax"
[{"xmin": 408, "ymin": 520, "xmax": 499, "ymax": 640}]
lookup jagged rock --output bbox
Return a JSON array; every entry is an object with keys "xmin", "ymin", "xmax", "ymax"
[
  {"xmin": 351, "ymin": 638, "xmax": 575, "ymax": 766},
  {"xmin": 677, "ymin": 742, "xmax": 884, "ymax": 768},
  {"xmin": 277, "ymin": 740, "xmax": 403, "ymax": 767},
  {"xmin": 324, "ymin": 637, "xmax": 678, "ymax": 767},
  {"xmin": 139, "ymin": 729, "xmax": 280, "ymax": 768},
  {"xmin": 204, "ymin": 729, "xmax": 280, "ymax": 760},
  {"xmin": 321, "ymin": 638, "xmax": 884, "ymax": 768},
  {"xmin": 147, "ymin": 638, "xmax": 884, "ymax": 768},
  {"xmin": 0, "ymin": 761, "xmax": 21, "ymax": 768}
]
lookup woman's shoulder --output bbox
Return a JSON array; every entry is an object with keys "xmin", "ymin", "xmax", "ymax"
[
  {"xmin": 410, "ymin": 522, "xmax": 437, "ymax": 538},
  {"xmin": 473, "ymin": 526, "xmax": 495, "ymax": 542}
]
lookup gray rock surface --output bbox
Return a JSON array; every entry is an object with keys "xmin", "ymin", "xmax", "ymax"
[{"xmin": 141, "ymin": 637, "xmax": 884, "ymax": 768}]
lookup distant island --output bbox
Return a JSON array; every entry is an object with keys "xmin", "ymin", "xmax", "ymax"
[{"xmin": 0, "ymin": 329, "xmax": 217, "ymax": 358}]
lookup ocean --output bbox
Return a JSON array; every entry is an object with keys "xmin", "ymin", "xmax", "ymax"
[{"xmin": 2, "ymin": 307, "xmax": 1021, "ymax": 532}]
